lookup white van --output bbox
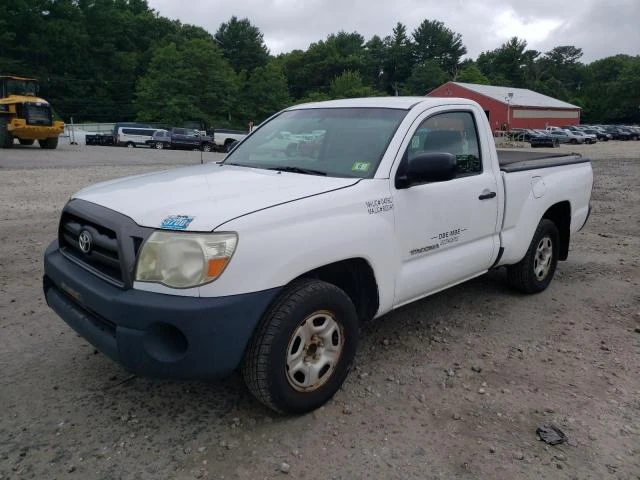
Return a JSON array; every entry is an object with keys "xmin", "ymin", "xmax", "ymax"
[{"xmin": 116, "ymin": 127, "xmax": 158, "ymax": 148}]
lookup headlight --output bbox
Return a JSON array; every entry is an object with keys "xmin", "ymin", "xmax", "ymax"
[{"xmin": 135, "ymin": 231, "xmax": 237, "ymax": 288}]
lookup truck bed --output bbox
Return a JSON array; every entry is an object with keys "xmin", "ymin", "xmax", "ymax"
[{"xmin": 497, "ymin": 150, "xmax": 590, "ymax": 173}]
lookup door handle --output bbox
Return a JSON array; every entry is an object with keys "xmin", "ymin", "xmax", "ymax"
[{"xmin": 479, "ymin": 191, "xmax": 496, "ymax": 200}]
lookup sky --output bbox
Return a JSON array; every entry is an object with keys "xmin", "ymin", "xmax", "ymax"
[{"xmin": 147, "ymin": 0, "xmax": 640, "ymax": 63}]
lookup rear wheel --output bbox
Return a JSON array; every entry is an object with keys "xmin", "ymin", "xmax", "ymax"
[
  {"xmin": 507, "ymin": 219, "xmax": 559, "ymax": 294},
  {"xmin": 201, "ymin": 143, "xmax": 212, "ymax": 152},
  {"xmin": 569, "ymin": 138, "xmax": 578, "ymax": 144},
  {"xmin": 38, "ymin": 136, "xmax": 58, "ymax": 149},
  {"xmin": 0, "ymin": 117, "xmax": 13, "ymax": 148},
  {"xmin": 19, "ymin": 139, "xmax": 35, "ymax": 146},
  {"xmin": 243, "ymin": 278, "xmax": 358, "ymax": 414},
  {"xmin": 126, "ymin": 142, "xmax": 135, "ymax": 148}
]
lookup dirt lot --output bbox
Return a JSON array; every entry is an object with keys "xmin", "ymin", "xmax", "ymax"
[{"xmin": 1, "ymin": 141, "xmax": 639, "ymax": 479}]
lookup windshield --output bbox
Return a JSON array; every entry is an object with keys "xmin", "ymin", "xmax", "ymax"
[
  {"xmin": 4, "ymin": 79, "xmax": 38, "ymax": 96},
  {"xmin": 223, "ymin": 107, "xmax": 407, "ymax": 178}
]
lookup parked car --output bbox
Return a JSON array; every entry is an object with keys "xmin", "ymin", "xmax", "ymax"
[
  {"xmin": 604, "ymin": 127, "xmax": 634, "ymax": 141},
  {"xmin": 149, "ymin": 128, "xmax": 214, "ymax": 151},
  {"xmin": 548, "ymin": 130, "xmax": 571, "ymax": 143},
  {"xmin": 529, "ymin": 130, "xmax": 560, "ymax": 148},
  {"xmin": 210, "ymin": 128, "xmax": 249, "ymax": 151},
  {"xmin": 112, "ymin": 122, "xmax": 153, "ymax": 145},
  {"xmin": 572, "ymin": 131, "xmax": 597, "ymax": 144},
  {"xmin": 621, "ymin": 127, "xmax": 639, "ymax": 140},
  {"xmin": 561, "ymin": 129, "xmax": 586, "ymax": 144},
  {"xmin": 582, "ymin": 129, "xmax": 611, "ymax": 141},
  {"xmin": 115, "ymin": 127, "xmax": 158, "ymax": 148}
]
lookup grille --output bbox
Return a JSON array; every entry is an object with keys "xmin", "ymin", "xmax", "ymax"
[
  {"xmin": 59, "ymin": 212, "xmax": 124, "ymax": 287},
  {"xmin": 25, "ymin": 103, "xmax": 52, "ymax": 126}
]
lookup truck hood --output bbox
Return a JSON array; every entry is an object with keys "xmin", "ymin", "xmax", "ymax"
[{"xmin": 74, "ymin": 163, "xmax": 360, "ymax": 231}]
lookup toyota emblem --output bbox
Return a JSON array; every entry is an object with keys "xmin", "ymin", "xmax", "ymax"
[{"xmin": 78, "ymin": 230, "xmax": 92, "ymax": 254}]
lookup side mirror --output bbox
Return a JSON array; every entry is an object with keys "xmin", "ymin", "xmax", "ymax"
[{"xmin": 396, "ymin": 152, "xmax": 457, "ymax": 188}]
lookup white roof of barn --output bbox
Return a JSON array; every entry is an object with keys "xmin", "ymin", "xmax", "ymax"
[{"xmin": 451, "ymin": 82, "xmax": 580, "ymax": 110}]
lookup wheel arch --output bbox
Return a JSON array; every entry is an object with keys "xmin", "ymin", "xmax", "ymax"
[
  {"xmin": 293, "ymin": 257, "xmax": 380, "ymax": 323},
  {"xmin": 542, "ymin": 201, "xmax": 571, "ymax": 260}
]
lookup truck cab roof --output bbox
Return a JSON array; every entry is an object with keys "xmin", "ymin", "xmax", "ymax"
[{"xmin": 288, "ymin": 96, "xmax": 479, "ymax": 111}]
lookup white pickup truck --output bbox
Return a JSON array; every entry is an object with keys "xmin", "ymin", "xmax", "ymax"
[
  {"xmin": 212, "ymin": 128, "xmax": 248, "ymax": 151},
  {"xmin": 44, "ymin": 97, "xmax": 593, "ymax": 413}
]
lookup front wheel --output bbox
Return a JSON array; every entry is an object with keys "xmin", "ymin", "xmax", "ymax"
[
  {"xmin": 507, "ymin": 219, "xmax": 559, "ymax": 294},
  {"xmin": 201, "ymin": 143, "xmax": 212, "ymax": 152},
  {"xmin": 243, "ymin": 279, "xmax": 358, "ymax": 414},
  {"xmin": 38, "ymin": 137, "xmax": 58, "ymax": 149}
]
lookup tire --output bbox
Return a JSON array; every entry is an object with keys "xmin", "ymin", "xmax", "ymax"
[
  {"xmin": 38, "ymin": 137, "xmax": 58, "ymax": 149},
  {"xmin": 155, "ymin": 142, "xmax": 164, "ymax": 149},
  {"xmin": 201, "ymin": 143, "xmax": 212, "ymax": 152},
  {"xmin": 19, "ymin": 139, "xmax": 35, "ymax": 146},
  {"xmin": 126, "ymin": 142, "xmax": 135, "ymax": 148},
  {"xmin": 0, "ymin": 117, "xmax": 13, "ymax": 148},
  {"xmin": 569, "ymin": 139, "xmax": 578, "ymax": 144},
  {"xmin": 243, "ymin": 278, "xmax": 358, "ymax": 414},
  {"xmin": 507, "ymin": 219, "xmax": 559, "ymax": 294}
]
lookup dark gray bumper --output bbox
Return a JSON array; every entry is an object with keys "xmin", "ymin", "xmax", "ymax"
[{"xmin": 43, "ymin": 241, "xmax": 280, "ymax": 380}]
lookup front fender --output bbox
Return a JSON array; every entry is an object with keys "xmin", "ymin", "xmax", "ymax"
[{"xmin": 202, "ymin": 180, "xmax": 398, "ymax": 316}]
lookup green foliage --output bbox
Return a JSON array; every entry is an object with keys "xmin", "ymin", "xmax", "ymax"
[
  {"xmin": 236, "ymin": 61, "xmax": 291, "ymax": 124},
  {"xmin": 456, "ymin": 65, "xmax": 490, "ymax": 85},
  {"xmin": 0, "ymin": 3, "xmax": 637, "ymax": 126},
  {"xmin": 412, "ymin": 20, "xmax": 467, "ymax": 76},
  {"xmin": 280, "ymin": 32, "xmax": 366, "ymax": 99},
  {"xmin": 383, "ymin": 22, "xmax": 414, "ymax": 95},
  {"xmin": 477, "ymin": 37, "xmax": 536, "ymax": 87},
  {"xmin": 135, "ymin": 40, "xmax": 238, "ymax": 126},
  {"xmin": 329, "ymin": 70, "xmax": 380, "ymax": 99},
  {"xmin": 402, "ymin": 60, "xmax": 448, "ymax": 95},
  {"xmin": 214, "ymin": 16, "xmax": 269, "ymax": 74}
]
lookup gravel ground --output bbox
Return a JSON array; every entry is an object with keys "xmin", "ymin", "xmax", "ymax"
[{"xmin": 1, "ymin": 141, "xmax": 639, "ymax": 479}]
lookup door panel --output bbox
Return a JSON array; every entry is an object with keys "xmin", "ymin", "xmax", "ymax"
[{"xmin": 392, "ymin": 110, "xmax": 500, "ymax": 306}]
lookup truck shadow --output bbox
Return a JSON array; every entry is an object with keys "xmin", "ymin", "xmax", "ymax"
[{"xmin": 78, "ymin": 268, "xmax": 519, "ymax": 418}]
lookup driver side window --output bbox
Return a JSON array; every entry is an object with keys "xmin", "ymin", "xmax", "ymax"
[{"xmin": 406, "ymin": 111, "xmax": 482, "ymax": 177}]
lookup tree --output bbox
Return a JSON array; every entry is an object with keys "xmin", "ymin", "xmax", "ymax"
[
  {"xmin": 383, "ymin": 23, "xmax": 414, "ymax": 95},
  {"xmin": 412, "ymin": 20, "xmax": 466, "ymax": 77},
  {"xmin": 535, "ymin": 45, "xmax": 584, "ymax": 92},
  {"xmin": 477, "ymin": 37, "xmax": 536, "ymax": 87},
  {"xmin": 402, "ymin": 60, "xmax": 448, "ymax": 95},
  {"xmin": 456, "ymin": 65, "xmax": 490, "ymax": 84},
  {"xmin": 135, "ymin": 40, "xmax": 238, "ymax": 126},
  {"xmin": 363, "ymin": 35, "xmax": 388, "ymax": 91},
  {"xmin": 214, "ymin": 16, "xmax": 269, "ymax": 74},
  {"xmin": 280, "ymin": 31, "xmax": 366, "ymax": 100},
  {"xmin": 237, "ymin": 62, "xmax": 291, "ymax": 124},
  {"xmin": 329, "ymin": 70, "xmax": 379, "ymax": 99}
]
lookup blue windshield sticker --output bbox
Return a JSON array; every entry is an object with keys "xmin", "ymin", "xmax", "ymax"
[{"xmin": 161, "ymin": 215, "xmax": 194, "ymax": 230}]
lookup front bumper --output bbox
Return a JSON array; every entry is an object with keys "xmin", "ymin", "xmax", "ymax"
[
  {"xmin": 43, "ymin": 241, "xmax": 280, "ymax": 380},
  {"xmin": 9, "ymin": 119, "xmax": 64, "ymax": 139}
]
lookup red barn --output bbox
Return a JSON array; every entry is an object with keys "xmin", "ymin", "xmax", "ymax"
[{"xmin": 427, "ymin": 81, "xmax": 581, "ymax": 132}]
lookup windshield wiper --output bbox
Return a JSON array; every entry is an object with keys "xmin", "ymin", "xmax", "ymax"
[{"xmin": 267, "ymin": 166, "xmax": 327, "ymax": 176}]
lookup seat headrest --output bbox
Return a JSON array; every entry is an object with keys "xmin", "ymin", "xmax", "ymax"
[{"xmin": 423, "ymin": 130, "xmax": 462, "ymax": 152}]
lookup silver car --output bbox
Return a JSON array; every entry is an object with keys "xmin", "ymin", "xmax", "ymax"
[{"xmin": 561, "ymin": 129, "xmax": 586, "ymax": 144}]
